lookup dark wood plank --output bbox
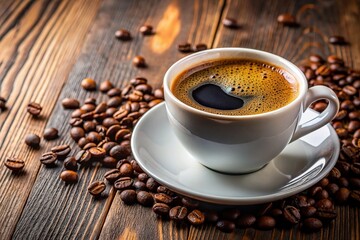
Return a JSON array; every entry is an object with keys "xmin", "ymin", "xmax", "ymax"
[
  {"xmin": 11, "ymin": 0, "xmax": 222, "ymax": 239},
  {"xmin": 0, "ymin": 0, "xmax": 101, "ymax": 239}
]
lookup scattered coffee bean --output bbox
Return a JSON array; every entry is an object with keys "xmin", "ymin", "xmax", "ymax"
[
  {"xmin": 193, "ymin": 43, "xmax": 208, "ymax": 52},
  {"xmin": 114, "ymin": 177, "xmax": 133, "ymax": 191},
  {"xmin": 256, "ymin": 215, "xmax": 276, "ymax": 230},
  {"xmin": 277, "ymin": 13, "xmax": 298, "ymax": 26},
  {"xmin": 62, "ymin": 98, "xmax": 80, "ymax": 109},
  {"xmin": 43, "ymin": 127, "xmax": 59, "ymax": 140},
  {"xmin": 139, "ymin": 25, "xmax": 153, "ymax": 35},
  {"xmin": 222, "ymin": 17, "xmax": 239, "ymax": 28},
  {"xmin": 40, "ymin": 152, "xmax": 57, "ymax": 166},
  {"xmin": 51, "ymin": 144, "xmax": 71, "ymax": 159},
  {"xmin": 137, "ymin": 191, "xmax": 153, "ymax": 207},
  {"xmin": 169, "ymin": 206, "xmax": 188, "ymax": 221},
  {"xmin": 104, "ymin": 168, "xmax": 121, "ymax": 183},
  {"xmin": 4, "ymin": 157, "xmax": 25, "ymax": 171},
  {"xmin": 99, "ymin": 80, "xmax": 114, "ymax": 93},
  {"xmin": 177, "ymin": 42, "xmax": 192, "ymax": 53},
  {"xmin": 187, "ymin": 209, "xmax": 205, "ymax": 225},
  {"xmin": 216, "ymin": 220, "xmax": 236, "ymax": 233},
  {"xmin": 27, "ymin": 102, "xmax": 42, "ymax": 116},
  {"xmin": 25, "ymin": 133, "xmax": 40, "ymax": 148},
  {"xmin": 316, "ymin": 207, "xmax": 337, "ymax": 221},
  {"xmin": 60, "ymin": 170, "xmax": 78, "ymax": 183},
  {"xmin": 328, "ymin": 35, "xmax": 347, "ymax": 45},
  {"xmin": 132, "ymin": 56, "xmax": 147, "ymax": 68},
  {"xmin": 81, "ymin": 78, "xmax": 97, "ymax": 91},
  {"xmin": 237, "ymin": 214, "xmax": 256, "ymax": 228},
  {"xmin": 88, "ymin": 180, "xmax": 106, "ymax": 196},
  {"xmin": 120, "ymin": 189, "xmax": 137, "ymax": 204},
  {"xmin": 63, "ymin": 156, "xmax": 78, "ymax": 171},
  {"xmin": 152, "ymin": 203, "xmax": 170, "ymax": 216},
  {"xmin": 115, "ymin": 29, "xmax": 131, "ymax": 40},
  {"xmin": 301, "ymin": 218, "xmax": 323, "ymax": 232}
]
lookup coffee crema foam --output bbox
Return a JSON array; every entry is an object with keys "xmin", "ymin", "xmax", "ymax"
[{"xmin": 171, "ymin": 59, "xmax": 299, "ymax": 115}]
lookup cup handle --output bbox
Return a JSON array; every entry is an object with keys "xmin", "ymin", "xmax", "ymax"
[{"xmin": 290, "ymin": 86, "xmax": 339, "ymax": 142}]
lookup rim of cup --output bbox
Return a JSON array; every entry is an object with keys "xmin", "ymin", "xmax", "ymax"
[{"xmin": 164, "ymin": 47, "xmax": 308, "ymax": 120}]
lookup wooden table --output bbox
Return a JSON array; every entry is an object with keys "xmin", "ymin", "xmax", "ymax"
[{"xmin": 0, "ymin": 0, "xmax": 359, "ymax": 239}]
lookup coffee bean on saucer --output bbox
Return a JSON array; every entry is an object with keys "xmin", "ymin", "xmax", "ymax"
[
  {"xmin": 27, "ymin": 102, "xmax": 42, "ymax": 116},
  {"xmin": 25, "ymin": 133, "xmax": 40, "ymax": 148},
  {"xmin": 4, "ymin": 157, "xmax": 25, "ymax": 171}
]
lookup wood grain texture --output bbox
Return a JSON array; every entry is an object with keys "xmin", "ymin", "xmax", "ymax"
[{"xmin": 0, "ymin": 0, "xmax": 101, "ymax": 239}]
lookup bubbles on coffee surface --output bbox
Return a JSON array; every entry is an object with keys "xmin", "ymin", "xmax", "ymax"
[{"xmin": 171, "ymin": 59, "xmax": 299, "ymax": 116}]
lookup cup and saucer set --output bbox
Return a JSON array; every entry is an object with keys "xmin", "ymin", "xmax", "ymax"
[{"xmin": 131, "ymin": 48, "xmax": 340, "ymax": 205}]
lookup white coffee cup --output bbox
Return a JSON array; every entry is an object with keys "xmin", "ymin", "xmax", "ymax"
[{"xmin": 163, "ymin": 48, "xmax": 339, "ymax": 174}]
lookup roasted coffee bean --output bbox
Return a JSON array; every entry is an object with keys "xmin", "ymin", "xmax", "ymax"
[
  {"xmin": 326, "ymin": 183, "xmax": 340, "ymax": 195},
  {"xmin": 177, "ymin": 42, "xmax": 192, "ymax": 53},
  {"xmin": 148, "ymin": 99, "xmax": 163, "ymax": 108},
  {"xmin": 301, "ymin": 206, "xmax": 317, "ymax": 218},
  {"xmin": 349, "ymin": 178, "xmax": 360, "ymax": 188},
  {"xmin": 104, "ymin": 169, "xmax": 121, "ymax": 183},
  {"xmin": 316, "ymin": 207, "xmax": 337, "ymax": 221},
  {"xmin": 69, "ymin": 118, "xmax": 83, "ymax": 127},
  {"xmin": 102, "ymin": 118, "xmax": 119, "ymax": 128},
  {"xmin": 348, "ymin": 121, "xmax": 360, "ymax": 133},
  {"xmin": 0, "ymin": 96, "xmax": 6, "ymax": 111},
  {"xmin": 256, "ymin": 216, "xmax": 276, "ymax": 230},
  {"xmin": 216, "ymin": 220, "xmax": 235, "ymax": 233},
  {"xmin": 181, "ymin": 197, "xmax": 199, "ymax": 209},
  {"xmin": 146, "ymin": 177, "xmax": 160, "ymax": 192},
  {"xmin": 115, "ymin": 29, "xmax": 131, "ymax": 40},
  {"xmin": 222, "ymin": 209, "xmax": 240, "ymax": 221},
  {"xmin": 70, "ymin": 127, "xmax": 85, "ymax": 141},
  {"xmin": 133, "ymin": 56, "xmax": 146, "ymax": 68},
  {"xmin": 130, "ymin": 77, "xmax": 148, "ymax": 86},
  {"xmin": 351, "ymin": 163, "xmax": 360, "ymax": 176},
  {"xmin": 82, "ymin": 121, "xmax": 96, "ymax": 132},
  {"xmin": 315, "ymin": 199, "xmax": 333, "ymax": 209},
  {"xmin": 187, "ymin": 209, "xmax": 205, "ymax": 225},
  {"xmin": 153, "ymin": 88, "xmax": 164, "ymax": 99},
  {"xmin": 51, "ymin": 144, "xmax": 71, "ymax": 158},
  {"xmin": 131, "ymin": 160, "xmax": 144, "ymax": 173},
  {"xmin": 139, "ymin": 25, "xmax": 153, "ymax": 35},
  {"xmin": 203, "ymin": 210, "xmax": 219, "ymax": 223},
  {"xmin": 107, "ymin": 96, "xmax": 122, "ymax": 108},
  {"xmin": 350, "ymin": 190, "xmax": 360, "ymax": 203},
  {"xmin": 102, "ymin": 141, "xmax": 117, "ymax": 154},
  {"xmin": 119, "ymin": 162, "xmax": 133, "ymax": 177},
  {"xmin": 81, "ymin": 103, "xmax": 96, "ymax": 112},
  {"xmin": 301, "ymin": 218, "xmax": 323, "ymax": 232},
  {"xmin": 81, "ymin": 77, "xmax": 97, "ymax": 90},
  {"xmin": 335, "ymin": 187, "xmax": 350, "ymax": 203},
  {"xmin": 169, "ymin": 206, "xmax": 188, "ymax": 221},
  {"xmin": 109, "ymin": 145, "xmax": 130, "ymax": 159},
  {"xmin": 115, "ymin": 129, "xmax": 131, "ymax": 142},
  {"xmin": 269, "ymin": 208, "xmax": 283, "ymax": 218},
  {"xmin": 43, "ymin": 127, "xmax": 59, "ymax": 140},
  {"xmin": 277, "ymin": 13, "xmax": 297, "ymax": 26},
  {"xmin": 99, "ymin": 80, "xmax": 114, "ymax": 93},
  {"xmin": 338, "ymin": 177, "xmax": 349, "ymax": 187},
  {"xmin": 88, "ymin": 147, "xmax": 106, "ymax": 159},
  {"xmin": 27, "ymin": 102, "xmax": 42, "ymax": 116},
  {"xmin": 133, "ymin": 180, "xmax": 147, "ymax": 191},
  {"xmin": 135, "ymin": 84, "xmax": 152, "ymax": 94},
  {"xmin": 114, "ymin": 177, "xmax": 134, "ymax": 190},
  {"xmin": 193, "ymin": 43, "xmax": 208, "ymax": 52},
  {"xmin": 328, "ymin": 35, "xmax": 347, "ymax": 45},
  {"xmin": 152, "ymin": 203, "xmax": 170, "ymax": 216},
  {"xmin": 137, "ymin": 191, "xmax": 153, "ymax": 207},
  {"xmin": 138, "ymin": 173, "xmax": 149, "ymax": 182},
  {"xmin": 309, "ymin": 54, "xmax": 324, "ymax": 63},
  {"xmin": 101, "ymin": 156, "xmax": 117, "ymax": 168},
  {"xmin": 315, "ymin": 65, "xmax": 331, "ymax": 76},
  {"xmin": 154, "ymin": 193, "xmax": 173, "ymax": 205},
  {"xmin": 83, "ymin": 142, "xmax": 97, "ymax": 150},
  {"xmin": 40, "ymin": 152, "xmax": 57, "ymax": 166},
  {"xmin": 222, "ymin": 17, "xmax": 239, "ymax": 28},
  {"xmin": 62, "ymin": 98, "xmax": 80, "ymax": 109},
  {"xmin": 86, "ymin": 131, "xmax": 102, "ymax": 144},
  {"xmin": 120, "ymin": 189, "xmax": 137, "ymax": 204},
  {"xmin": 283, "ymin": 206, "xmax": 301, "ymax": 224},
  {"xmin": 63, "ymin": 156, "xmax": 78, "ymax": 171},
  {"xmin": 343, "ymin": 85, "xmax": 357, "ymax": 96},
  {"xmin": 60, "ymin": 170, "xmax": 78, "ymax": 183},
  {"xmin": 25, "ymin": 133, "xmax": 40, "ymax": 148},
  {"xmin": 237, "ymin": 214, "xmax": 256, "ymax": 228},
  {"xmin": 4, "ymin": 157, "xmax": 25, "ymax": 171},
  {"xmin": 77, "ymin": 138, "xmax": 89, "ymax": 148},
  {"xmin": 107, "ymin": 88, "xmax": 122, "ymax": 97},
  {"xmin": 88, "ymin": 180, "xmax": 106, "ymax": 196},
  {"xmin": 75, "ymin": 150, "xmax": 91, "ymax": 165}
]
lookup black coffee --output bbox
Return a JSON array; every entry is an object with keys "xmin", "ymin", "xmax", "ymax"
[{"xmin": 171, "ymin": 59, "xmax": 299, "ymax": 115}]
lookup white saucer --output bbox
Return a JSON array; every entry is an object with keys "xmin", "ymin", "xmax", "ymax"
[{"xmin": 131, "ymin": 103, "xmax": 339, "ymax": 205}]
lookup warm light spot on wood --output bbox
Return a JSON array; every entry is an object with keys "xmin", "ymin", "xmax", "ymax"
[
  {"xmin": 118, "ymin": 227, "xmax": 137, "ymax": 240},
  {"xmin": 151, "ymin": 4, "xmax": 181, "ymax": 54}
]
